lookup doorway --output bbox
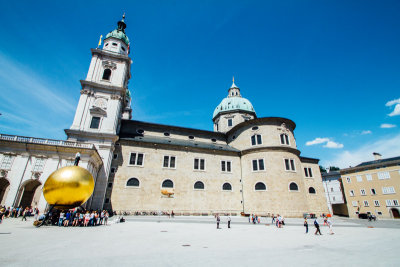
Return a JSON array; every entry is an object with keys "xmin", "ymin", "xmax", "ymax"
[{"xmin": 0, "ymin": 178, "xmax": 10, "ymax": 205}]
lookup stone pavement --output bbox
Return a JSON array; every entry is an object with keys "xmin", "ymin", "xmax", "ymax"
[{"xmin": 0, "ymin": 216, "xmax": 399, "ymax": 267}]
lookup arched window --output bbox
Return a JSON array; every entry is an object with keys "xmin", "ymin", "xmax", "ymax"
[
  {"xmin": 194, "ymin": 181, "xmax": 204, "ymax": 189},
  {"xmin": 289, "ymin": 182, "xmax": 299, "ymax": 191},
  {"xmin": 102, "ymin": 69, "xmax": 112, "ymax": 80},
  {"xmin": 255, "ymin": 182, "xmax": 266, "ymax": 191},
  {"xmin": 162, "ymin": 179, "xmax": 173, "ymax": 188},
  {"xmin": 126, "ymin": 178, "xmax": 139, "ymax": 187},
  {"xmin": 309, "ymin": 187, "xmax": 316, "ymax": 194},
  {"xmin": 222, "ymin": 183, "xmax": 232, "ymax": 191}
]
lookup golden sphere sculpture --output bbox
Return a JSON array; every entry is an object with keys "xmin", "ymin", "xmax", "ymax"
[{"xmin": 43, "ymin": 166, "xmax": 94, "ymax": 208}]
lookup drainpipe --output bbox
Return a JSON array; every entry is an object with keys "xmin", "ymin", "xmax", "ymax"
[{"xmin": 239, "ymin": 152, "xmax": 245, "ymax": 214}]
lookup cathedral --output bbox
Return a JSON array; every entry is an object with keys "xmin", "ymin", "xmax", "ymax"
[{"xmin": 0, "ymin": 16, "xmax": 328, "ymax": 217}]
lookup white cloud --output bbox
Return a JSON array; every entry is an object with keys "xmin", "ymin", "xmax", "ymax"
[
  {"xmin": 324, "ymin": 141, "xmax": 344, "ymax": 149},
  {"xmin": 386, "ymin": 98, "xmax": 400, "ymax": 117},
  {"xmin": 361, "ymin": 130, "xmax": 372, "ymax": 135},
  {"xmin": 306, "ymin": 137, "xmax": 343, "ymax": 149},
  {"xmin": 380, "ymin": 123, "xmax": 397, "ymax": 129},
  {"xmin": 306, "ymin": 138, "xmax": 330, "ymax": 146},
  {"xmin": 322, "ymin": 134, "xmax": 400, "ymax": 168}
]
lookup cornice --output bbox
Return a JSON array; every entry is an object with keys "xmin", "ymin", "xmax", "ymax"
[
  {"xmin": 241, "ymin": 146, "xmax": 301, "ymax": 156},
  {"xmin": 80, "ymin": 80, "xmax": 125, "ymax": 95},
  {"xmin": 91, "ymin": 48, "xmax": 131, "ymax": 64},
  {"xmin": 65, "ymin": 129, "xmax": 119, "ymax": 142}
]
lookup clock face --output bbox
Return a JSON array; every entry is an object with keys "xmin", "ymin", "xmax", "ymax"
[{"xmin": 94, "ymin": 98, "xmax": 108, "ymax": 110}]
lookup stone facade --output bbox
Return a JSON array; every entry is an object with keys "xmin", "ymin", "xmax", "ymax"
[
  {"xmin": 341, "ymin": 156, "xmax": 400, "ymax": 219},
  {"xmin": 0, "ymin": 134, "xmax": 102, "ymax": 211},
  {"xmin": 108, "ymin": 118, "xmax": 329, "ymax": 217}
]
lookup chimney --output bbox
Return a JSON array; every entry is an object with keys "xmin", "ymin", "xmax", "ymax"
[{"xmin": 373, "ymin": 152, "xmax": 382, "ymax": 161}]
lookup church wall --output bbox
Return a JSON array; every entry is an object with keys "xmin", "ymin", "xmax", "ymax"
[
  {"xmin": 301, "ymin": 163, "xmax": 330, "ymax": 215},
  {"xmin": 227, "ymin": 120, "xmax": 297, "ymax": 151},
  {"xmin": 214, "ymin": 111, "xmax": 255, "ymax": 133},
  {"xmin": 110, "ymin": 141, "xmax": 243, "ymax": 214},
  {"xmin": 241, "ymin": 150, "xmax": 310, "ymax": 217}
]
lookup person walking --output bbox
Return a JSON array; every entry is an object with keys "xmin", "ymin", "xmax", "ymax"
[
  {"xmin": 21, "ymin": 207, "xmax": 28, "ymax": 221},
  {"xmin": 304, "ymin": 218, "xmax": 308, "ymax": 233},
  {"xmin": 216, "ymin": 214, "xmax": 221, "ymax": 229},
  {"xmin": 314, "ymin": 218, "xmax": 322, "ymax": 235},
  {"xmin": 227, "ymin": 216, "xmax": 231, "ymax": 228},
  {"xmin": 271, "ymin": 214, "xmax": 275, "ymax": 224},
  {"xmin": 327, "ymin": 218, "xmax": 334, "ymax": 235}
]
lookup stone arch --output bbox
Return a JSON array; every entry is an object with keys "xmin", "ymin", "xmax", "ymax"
[
  {"xmin": 126, "ymin": 178, "xmax": 140, "ymax": 187},
  {"xmin": 102, "ymin": 68, "xmax": 112, "ymax": 80},
  {"xmin": 391, "ymin": 208, "xmax": 400, "ymax": 219},
  {"xmin": 289, "ymin": 182, "xmax": 299, "ymax": 191},
  {"xmin": 255, "ymin": 182, "xmax": 266, "ymax": 191},
  {"xmin": 194, "ymin": 181, "xmax": 204, "ymax": 190},
  {"xmin": 0, "ymin": 177, "xmax": 10, "ymax": 205},
  {"xmin": 222, "ymin": 182, "xmax": 232, "ymax": 191},
  {"xmin": 16, "ymin": 179, "xmax": 42, "ymax": 208},
  {"xmin": 162, "ymin": 179, "xmax": 173, "ymax": 188}
]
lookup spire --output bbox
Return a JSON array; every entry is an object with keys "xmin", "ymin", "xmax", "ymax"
[
  {"xmin": 117, "ymin": 13, "xmax": 127, "ymax": 33},
  {"xmin": 228, "ymin": 77, "xmax": 241, "ymax": 98},
  {"xmin": 231, "ymin": 76, "xmax": 238, "ymax": 88}
]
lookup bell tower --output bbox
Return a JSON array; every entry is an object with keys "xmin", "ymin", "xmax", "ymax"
[{"xmin": 65, "ymin": 15, "xmax": 132, "ymax": 210}]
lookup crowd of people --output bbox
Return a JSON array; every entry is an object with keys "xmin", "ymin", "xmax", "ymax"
[
  {"xmin": 52, "ymin": 209, "xmax": 110, "ymax": 227},
  {"xmin": 0, "ymin": 206, "xmax": 40, "ymax": 223}
]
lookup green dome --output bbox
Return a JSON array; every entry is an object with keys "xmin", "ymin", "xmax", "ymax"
[
  {"xmin": 105, "ymin": 29, "xmax": 130, "ymax": 46},
  {"xmin": 213, "ymin": 97, "xmax": 256, "ymax": 119}
]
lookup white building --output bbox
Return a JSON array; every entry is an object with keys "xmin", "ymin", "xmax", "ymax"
[{"xmin": 321, "ymin": 170, "xmax": 345, "ymax": 214}]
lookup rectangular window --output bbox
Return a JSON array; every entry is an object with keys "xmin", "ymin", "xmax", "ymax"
[
  {"xmin": 228, "ymin": 119, "xmax": 233, "ymax": 127},
  {"xmin": 0, "ymin": 155, "xmax": 13, "ymax": 170},
  {"xmin": 194, "ymin": 158, "xmax": 205, "ymax": 170},
  {"xmin": 360, "ymin": 189, "xmax": 366, "ymax": 196},
  {"xmin": 221, "ymin": 161, "xmax": 232, "ymax": 172},
  {"xmin": 349, "ymin": 190, "xmax": 355, "ymax": 197},
  {"xmin": 252, "ymin": 159, "xmax": 265, "ymax": 171},
  {"xmin": 304, "ymin": 167, "xmax": 313, "ymax": 177},
  {"xmin": 284, "ymin": 159, "xmax": 295, "ymax": 171},
  {"xmin": 346, "ymin": 177, "xmax": 351, "ymax": 183},
  {"xmin": 163, "ymin": 156, "xmax": 176, "ymax": 168},
  {"xmin": 251, "ymin": 135, "xmax": 262, "ymax": 146},
  {"xmin": 330, "ymin": 187, "xmax": 334, "ymax": 192},
  {"xmin": 386, "ymin": 199, "xmax": 393, "ymax": 206},
  {"xmin": 363, "ymin": 200, "xmax": 369, "ymax": 207},
  {"xmin": 32, "ymin": 158, "xmax": 46, "ymax": 172},
  {"xmin": 366, "ymin": 174, "xmax": 372, "ymax": 181},
  {"xmin": 378, "ymin": 171, "xmax": 390, "ymax": 180},
  {"xmin": 374, "ymin": 200, "xmax": 380, "ymax": 207},
  {"xmin": 356, "ymin": 175, "xmax": 362, "ymax": 182},
  {"xmin": 90, "ymin": 116, "xmax": 101, "ymax": 129},
  {"xmin": 394, "ymin": 200, "xmax": 399, "ymax": 206},
  {"xmin": 352, "ymin": 201, "xmax": 358, "ymax": 207},
  {"xmin": 129, "ymin": 153, "xmax": 144, "ymax": 166},
  {"xmin": 371, "ymin": 188, "xmax": 376, "ymax": 195},
  {"xmin": 382, "ymin": 186, "xmax": 396, "ymax": 195},
  {"xmin": 280, "ymin": 134, "xmax": 290, "ymax": 145},
  {"xmin": 280, "ymin": 134, "xmax": 285, "ymax": 145}
]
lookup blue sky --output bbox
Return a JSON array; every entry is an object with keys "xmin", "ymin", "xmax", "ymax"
[{"xmin": 0, "ymin": 0, "xmax": 399, "ymax": 168}]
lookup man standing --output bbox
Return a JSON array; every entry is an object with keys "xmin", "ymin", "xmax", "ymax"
[
  {"xmin": 227, "ymin": 216, "xmax": 231, "ymax": 228},
  {"xmin": 314, "ymin": 217, "xmax": 322, "ymax": 235},
  {"xmin": 216, "ymin": 214, "xmax": 221, "ymax": 229},
  {"xmin": 74, "ymin": 152, "xmax": 81, "ymax": 166}
]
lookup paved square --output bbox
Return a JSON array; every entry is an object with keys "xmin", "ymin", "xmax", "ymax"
[{"xmin": 0, "ymin": 216, "xmax": 399, "ymax": 266}]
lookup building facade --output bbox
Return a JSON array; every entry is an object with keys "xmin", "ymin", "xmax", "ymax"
[
  {"xmin": 340, "ymin": 155, "xmax": 400, "ymax": 219},
  {"xmin": 321, "ymin": 171, "xmax": 345, "ymax": 214},
  {"xmin": 0, "ymin": 16, "xmax": 329, "ymax": 217}
]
